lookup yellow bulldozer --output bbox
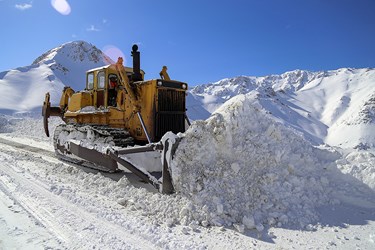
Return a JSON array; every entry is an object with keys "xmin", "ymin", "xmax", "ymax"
[{"xmin": 42, "ymin": 45, "xmax": 189, "ymax": 193}]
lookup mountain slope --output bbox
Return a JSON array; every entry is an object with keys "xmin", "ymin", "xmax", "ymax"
[
  {"xmin": 0, "ymin": 41, "xmax": 112, "ymax": 112},
  {"xmin": 189, "ymin": 68, "xmax": 375, "ymax": 148},
  {"xmin": 32, "ymin": 40, "xmax": 113, "ymax": 91},
  {"xmin": 0, "ymin": 64, "xmax": 65, "ymax": 112}
]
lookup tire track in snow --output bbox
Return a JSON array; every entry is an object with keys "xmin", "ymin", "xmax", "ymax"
[
  {"xmin": 0, "ymin": 180, "xmax": 62, "ymax": 249},
  {"xmin": 0, "ymin": 140, "xmax": 159, "ymax": 249},
  {"xmin": 0, "ymin": 136, "xmax": 55, "ymax": 157},
  {"xmin": 0, "ymin": 135, "xmax": 150, "ymax": 186}
]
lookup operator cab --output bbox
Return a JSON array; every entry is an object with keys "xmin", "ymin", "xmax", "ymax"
[
  {"xmin": 108, "ymin": 74, "xmax": 118, "ymax": 106},
  {"xmin": 85, "ymin": 65, "xmax": 144, "ymax": 108}
]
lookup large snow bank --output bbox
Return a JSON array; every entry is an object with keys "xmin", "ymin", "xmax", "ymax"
[
  {"xmin": 0, "ymin": 115, "xmax": 62, "ymax": 143},
  {"xmin": 171, "ymin": 92, "xmax": 342, "ymax": 230},
  {"xmin": 336, "ymin": 151, "xmax": 375, "ymax": 190}
]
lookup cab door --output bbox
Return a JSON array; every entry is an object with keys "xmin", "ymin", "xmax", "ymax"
[
  {"xmin": 96, "ymin": 71, "xmax": 105, "ymax": 107},
  {"xmin": 86, "ymin": 72, "xmax": 95, "ymax": 105}
]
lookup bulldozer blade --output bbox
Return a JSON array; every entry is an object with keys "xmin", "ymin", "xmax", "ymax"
[
  {"xmin": 108, "ymin": 150, "xmax": 161, "ymax": 190},
  {"xmin": 69, "ymin": 141, "xmax": 118, "ymax": 172},
  {"xmin": 114, "ymin": 144, "xmax": 162, "ymax": 155},
  {"xmin": 161, "ymin": 140, "xmax": 174, "ymax": 194},
  {"xmin": 108, "ymin": 136, "xmax": 181, "ymax": 194},
  {"xmin": 160, "ymin": 135, "xmax": 181, "ymax": 194},
  {"xmin": 58, "ymin": 135, "xmax": 181, "ymax": 194}
]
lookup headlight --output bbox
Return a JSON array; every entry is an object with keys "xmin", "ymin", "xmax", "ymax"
[
  {"xmin": 157, "ymin": 81, "xmax": 163, "ymax": 86},
  {"xmin": 182, "ymin": 83, "xmax": 187, "ymax": 89}
]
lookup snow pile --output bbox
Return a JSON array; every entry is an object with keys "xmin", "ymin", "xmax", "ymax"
[
  {"xmin": 171, "ymin": 92, "xmax": 341, "ymax": 230},
  {"xmin": 0, "ymin": 115, "xmax": 60, "ymax": 140},
  {"xmin": 0, "ymin": 115, "xmax": 11, "ymax": 133},
  {"xmin": 43, "ymin": 163, "xmax": 191, "ymax": 229},
  {"xmin": 336, "ymin": 151, "xmax": 375, "ymax": 190}
]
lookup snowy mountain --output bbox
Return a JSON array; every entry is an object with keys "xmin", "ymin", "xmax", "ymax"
[
  {"xmin": 32, "ymin": 40, "xmax": 113, "ymax": 90},
  {"xmin": 189, "ymin": 68, "xmax": 375, "ymax": 149},
  {"xmin": 0, "ymin": 41, "xmax": 112, "ymax": 113}
]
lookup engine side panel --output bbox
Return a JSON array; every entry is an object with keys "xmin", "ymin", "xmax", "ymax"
[{"xmin": 67, "ymin": 92, "xmax": 93, "ymax": 112}]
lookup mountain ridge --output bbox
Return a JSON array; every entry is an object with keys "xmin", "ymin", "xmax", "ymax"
[
  {"xmin": 1, "ymin": 40, "xmax": 374, "ymax": 149},
  {"xmin": 190, "ymin": 67, "xmax": 375, "ymax": 149},
  {"xmin": 32, "ymin": 40, "xmax": 112, "ymax": 66},
  {"xmin": 31, "ymin": 40, "xmax": 113, "ymax": 91}
]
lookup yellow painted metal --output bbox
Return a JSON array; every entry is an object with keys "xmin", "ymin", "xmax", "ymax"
[
  {"xmin": 61, "ymin": 59, "xmax": 154, "ymax": 141},
  {"xmin": 59, "ymin": 87, "xmax": 75, "ymax": 110},
  {"xmin": 159, "ymin": 66, "xmax": 170, "ymax": 80},
  {"xmin": 128, "ymin": 79, "xmax": 157, "ymax": 141},
  {"xmin": 67, "ymin": 92, "xmax": 92, "ymax": 112},
  {"xmin": 115, "ymin": 57, "xmax": 140, "ymax": 112}
]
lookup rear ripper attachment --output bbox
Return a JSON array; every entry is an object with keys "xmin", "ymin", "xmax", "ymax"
[
  {"xmin": 42, "ymin": 93, "xmax": 62, "ymax": 137},
  {"xmin": 41, "ymin": 44, "xmax": 189, "ymax": 194}
]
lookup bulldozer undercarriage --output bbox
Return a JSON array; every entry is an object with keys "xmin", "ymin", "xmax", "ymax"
[{"xmin": 53, "ymin": 123, "xmax": 179, "ymax": 194}]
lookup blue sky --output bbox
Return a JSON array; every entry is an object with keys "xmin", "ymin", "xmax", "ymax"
[{"xmin": 1, "ymin": 0, "xmax": 375, "ymax": 86}]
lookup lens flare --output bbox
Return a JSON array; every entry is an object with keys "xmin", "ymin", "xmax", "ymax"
[
  {"xmin": 51, "ymin": 0, "xmax": 71, "ymax": 15},
  {"xmin": 102, "ymin": 45, "xmax": 126, "ymax": 65}
]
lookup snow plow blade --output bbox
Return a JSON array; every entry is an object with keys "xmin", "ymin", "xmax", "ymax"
[
  {"xmin": 42, "ymin": 92, "xmax": 62, "ymax": 137},
  {"xmin": 68, "ymin": 141, "xmax": 119, "ymax": 172},
  {"xmin": 110, "ymin": 136, "xmax": 180, "ymax": 194},
  {"xmin": 110, "ymin": 135, "xmax": 180, "ymax": 194},
  {"xmin": 65, "ymin": 136, "xmax": 181, "ymax": 194}
]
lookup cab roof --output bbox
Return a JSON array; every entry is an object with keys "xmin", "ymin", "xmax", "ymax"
[{"xmin": 87, "ymin": 64, "xmax": 146, "ymax": 75}]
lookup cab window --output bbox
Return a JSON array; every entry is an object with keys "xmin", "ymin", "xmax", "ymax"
[
  {"xmin": 87, "ymin": 73, "xmax": 94, "ymax": 90},
  {"xmin": 98, "ymin": 71, "xmax": 105, "ymax": 89}
]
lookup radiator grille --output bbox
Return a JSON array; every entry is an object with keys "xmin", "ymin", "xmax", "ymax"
[{"xmin": 156, "ymin": 89, "xmax": 186, "ymax": 140}]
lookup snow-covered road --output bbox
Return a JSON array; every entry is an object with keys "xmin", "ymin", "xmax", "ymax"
[
  {"xmin": 0, "ymin": 123, "xmax": 375, "ymax": 249},
  {"xmin": 0, "ymin": 133, "xmax": 256, "ymax": 249},
  {"xmin": 0, "ymin": 136, "xmax": 160, "ymax": 249}
]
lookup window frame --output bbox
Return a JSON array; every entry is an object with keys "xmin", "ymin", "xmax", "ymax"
[
  {"xmin": 87, "ymin": 72, "xmax": 94, "ymax": 90},
  {"xmin": 97, "ymin": 71, "xmax": 105, "ymax": 89}
]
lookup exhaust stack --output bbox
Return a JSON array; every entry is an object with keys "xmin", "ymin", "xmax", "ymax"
[{"xmin": 131, "ymin": 44, "xmax": 143, "ymax": 82}]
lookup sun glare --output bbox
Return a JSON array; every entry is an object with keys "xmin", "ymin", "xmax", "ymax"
[
  {"xmin": 102, "ymin": 45, "xmax": 126, "ymax": 65},
  {"xmin": 51, "ymin": 0, "xmax": 71, "ymax": 15}
]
